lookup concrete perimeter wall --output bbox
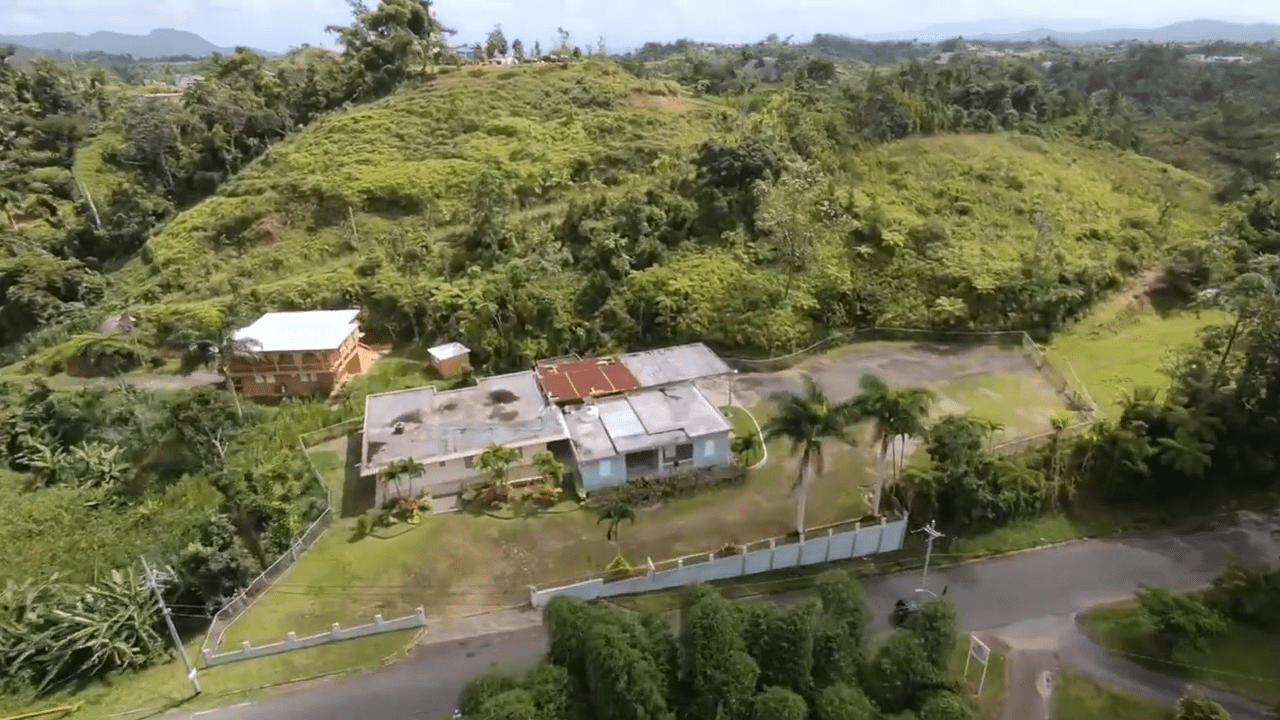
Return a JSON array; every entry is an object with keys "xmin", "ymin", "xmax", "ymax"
[
  {"xmin": 530, "ymin": 515, "xmax": 908, "ymax": 607},
  {"xmin": 201, "ymin": 608, "xmax": 426, "ymax": 666}
]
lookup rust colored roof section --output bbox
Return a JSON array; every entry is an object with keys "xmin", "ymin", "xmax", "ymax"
[{"xmin": 536, "ymin": 356, "xmax": 641, "ymax": 403}]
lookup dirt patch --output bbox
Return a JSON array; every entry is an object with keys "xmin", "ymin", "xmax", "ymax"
[{"xmin": 626, "ymin": 92, "xmax": 693, "ymax": 111}]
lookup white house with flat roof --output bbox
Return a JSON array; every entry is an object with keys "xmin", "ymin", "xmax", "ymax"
[
  {"xmin": 562, "ymin": 384, "xmax": 733, "ymax": 492},
  {"xmin": 361, "ymin": 370, "xmax": 569, "ymax": 505},
  {"xmin": 359, "ymin": 342, "xmax": 740, "ymax": 502}
]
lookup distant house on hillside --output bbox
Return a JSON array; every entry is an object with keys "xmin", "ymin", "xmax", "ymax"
[
  {"xmin": 225, "ymin": 309, "xmax": 372, "ymax": 398},
  {"xmin": 175, "ymin": 74, "xmax": 203, "ymax": 88}
]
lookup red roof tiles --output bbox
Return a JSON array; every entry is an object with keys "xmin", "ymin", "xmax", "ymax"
[{"xmin": 536, "ymin": 357, "xmax": 640, "ymax": 403}]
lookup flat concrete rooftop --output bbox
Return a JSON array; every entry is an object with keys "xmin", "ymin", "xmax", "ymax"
[
  {"xmin": 619, "ymin": 343, "xmax": 734, "ymax": 389},
  {"xmin": 362, "ymin": 371, "xmax": 567, "ymax": 472},
  {"xmin": 562, "ymin": 383, "xmax": 732, "ymax": 461}
]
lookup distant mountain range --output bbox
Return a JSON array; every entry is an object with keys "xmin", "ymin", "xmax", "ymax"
[
  {"xmin": 863, "ymin": 18, "xmax": 1280, "ymax": 44},
  {"xmin": 0, "ymin": 28, "xmax": 276, "ymax": 59}
]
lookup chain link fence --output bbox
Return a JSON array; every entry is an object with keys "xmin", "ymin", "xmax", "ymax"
[{"xmin": 199, "ymin": 434, "xmax": 339, "ymax": 662}]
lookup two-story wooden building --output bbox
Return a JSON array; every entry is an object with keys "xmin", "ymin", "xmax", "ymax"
[{"xmin": 226, "ymin": 309, "xmax": 373, "ymax": 398}]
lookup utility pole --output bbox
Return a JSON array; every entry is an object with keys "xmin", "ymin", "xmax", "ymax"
[
  {"xmin": 917, "ymin": 520, "xmax": 945, "ymax": 594},
  {"xmin": 141, "ymin": 557, "xmax": 202, "ymax": 696}
]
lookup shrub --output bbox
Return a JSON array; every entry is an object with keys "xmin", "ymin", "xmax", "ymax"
[
  {"xmin": 1135, "ymin": 586, "xmax": 1227, "ymax": 656},
  {"xmin": 604, "ymin": 555, "xmax": 636, "ymax": 579},
  {"xmin": 587, "ymin": 467, "xmax": 747, "ymax": 508},
  {"xmin": 1173, "ymin": 691, "xmax": 1231, "ymax": 720}
]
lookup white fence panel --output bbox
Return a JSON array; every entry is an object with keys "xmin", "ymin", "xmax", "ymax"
[
  {"xmin": 529, "ymin": 516, "xmax": 910, "ymax": 607},
  {"xmin": 799, "ymin": 536, "xmax": 831, "ymax": 565},
  {"xmin": 202, "ymin": 608, "xmax": 426, "ymax": 666},
  {"xmin": 743, "ymin": 546, "xmax": 775, "ymax": 575},
  {"xmin": 771, "ymin": 541, "xmax": 802, "ymax": 569},
  {"xmin": 853, "ymin": 523, "xmax": 885, "ymax": 557},
  {"xmin": 828, "ymin": 530, "xmax": 857, "ymax": 560}
]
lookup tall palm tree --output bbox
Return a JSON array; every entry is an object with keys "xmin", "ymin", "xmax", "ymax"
[
  {"xmin": 853, "ymin": 374, "xmax": 937, "ymax": 517},
  {"xmin": 382, "ymin": 457, "xmax": 425, "ymax": 501},
  {"xmin": 179, "ymin": 331, "xmax": 263, "ymax": 418},
  {"xmin": 597, "ymin": 499, "xmax": 635, "ymax": 557},
  {"xmin": 477, "ymin": 443, "xmax": 520, "ymax": 485},
  {"xmin": 763, "ymin": 376, "xmax": 860, "ymax": 534}
]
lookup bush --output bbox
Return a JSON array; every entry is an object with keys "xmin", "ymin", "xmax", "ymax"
[
  {"xmin": 1207, "ymin": 563, "xmax": 1280, "ymax": 631},
  {"xmin": 1173, "ymin": 691, "xmax": 1231, "ymax": 720},
  {"xmin": 604, "ymin": 555, "xmax": 636, "ymax": 579},
  {"xmin": 587, "ymin": 467, "xmax": 747, "ymax": 508},
  {"xmin": 1135, "ymin": 586, "xmax": 1227, "ymax": 655}
]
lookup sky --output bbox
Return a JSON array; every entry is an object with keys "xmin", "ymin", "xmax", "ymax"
[{"xmin": 3, "ymin": 0, "xmax": 1280, "ymax": 54}]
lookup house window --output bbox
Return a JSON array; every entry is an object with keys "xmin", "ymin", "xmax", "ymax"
[
  {"xmin": 702, "ymin": 439, "xmax": 714, "ymax": 458},
  {"xmin": 675, "ymin": 444, "xmax": 694, "ymax": 461},
  {"xmin": 277, "ymin": 353, "xmax": 294, "ymax": 365},
  {"xmin": 599, "ymin": 458, "xmax": 612, "ymax": 477},
  {"xmin": 439, "ymin": 460, "xmax": 447, "ymax": 468},
  {"xmin": 464, "ymin": 456, "xmax": 474, "ymax": 470}
]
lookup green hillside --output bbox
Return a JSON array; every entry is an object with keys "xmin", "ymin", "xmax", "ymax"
[{"xmin": 103, "ymin": 61, "xmax": 1215, "ymax": 364}]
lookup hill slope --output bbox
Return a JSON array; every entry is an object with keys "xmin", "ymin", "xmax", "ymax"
[
  {"xmin": 0, "ymin": 28, "xmax": 272, "ymax": 58},
  {"xmin": 108, "ymin": 61, "xmax": 1215, "ymax": 362}
]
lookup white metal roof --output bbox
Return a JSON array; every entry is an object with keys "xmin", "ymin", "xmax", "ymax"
[
  {"xmin": 428, "ymin": 342, "xmax": 470, "ymax": 362},
  {"xmin": 232, "ymin": 309, "xmax": 361, "ymax": 353},
  {"xmin": 598, "ymin": 398, "xmax": 646, "ymax": 438}
]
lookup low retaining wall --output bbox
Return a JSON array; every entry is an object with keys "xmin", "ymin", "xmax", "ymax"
[
  {"xmin": 201, "ymin": 608, "xmax": 427, "ymax": 666},
  {"xmin": 530, "ymin": 515, "xmax": 909, "ymax": 607}
]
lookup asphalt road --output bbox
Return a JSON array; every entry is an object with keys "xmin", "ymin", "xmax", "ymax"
[{"xmin": 164, "ymin": 513, "xmax": 1280, "ymax": 720}]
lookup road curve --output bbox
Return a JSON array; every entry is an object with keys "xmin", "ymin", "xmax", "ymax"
[{"xmin": 158, "ymin": 512, "xmax": 1280, "ymax": 720}]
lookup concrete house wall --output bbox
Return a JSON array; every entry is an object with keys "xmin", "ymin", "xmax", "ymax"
[
  {"xmin": 579, "ymin": 430, "xmax": 731, "ymax": 492},
  {"xmin": 372, "ymin": 441, "xmax": 551, "ymax": 507}
]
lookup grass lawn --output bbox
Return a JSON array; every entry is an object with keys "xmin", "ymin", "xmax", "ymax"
[
  {"xmin": 1046, "ymin": 282, "xmax": 1227, "ymax": 417},
  {"xmin": 721, "ymin": 405, "xmax": 764, "ymax": 466},
  {"xmin": 1083, "ymin": 599, "xmax": 1280, "ymax": 706},
  {"xmin": 0, "ymin": 631, "xmax": 417, "ymax": 720},
  {"xmin": 934, "ymin": 371, "xmax": 1069, "ymax": 439},
  {"xmin": 949, "ymin": 635, "xmax": 1009, "ymax": 720},
  {"xmin": 1050, "ymin": 669, "xmax": 1169, "ymax": 720},
  {"xmin": 221, "ymin": 412, "xmax": 879, "ymax": 645}
]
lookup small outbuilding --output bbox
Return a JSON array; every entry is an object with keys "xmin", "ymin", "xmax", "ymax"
[{"xmin": 428, "ymin": 342, "xmax": 471, "ymax": 378}]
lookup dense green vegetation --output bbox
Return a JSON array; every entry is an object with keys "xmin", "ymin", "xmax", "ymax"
[
  {"xmin": 3, "ymin": 0, "xmax": 1280, "ymax": 707},
  {"xmin": 464, "ymin": 573, "xmax": 976, "ymax": 720}
]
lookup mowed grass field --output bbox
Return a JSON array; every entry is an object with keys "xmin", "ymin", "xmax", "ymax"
[
  {"xmin": 1050, "ymin": 670, "xmax": 1169, "ymax": 720},
  {"xmin": 1046, "ymin": 277, "xmax": 1228, "ymax": 417}
]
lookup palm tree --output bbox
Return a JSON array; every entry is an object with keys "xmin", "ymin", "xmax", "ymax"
[
  {"xmin": 532, "ymin": 449, "xmax": 564, "ymax": 487},
  {"xmin": 597, "ymin": 499, "xmax": 636, "ymax": 557},
  {"xmin": 852, "ymin": 374, "xmax": 937, "ymax": 517},
  {"xmin": 763, "ymin": 376, "xmax": 860, "ymax": 534},
  {"xmin": 730, "ymin": 431, "xmax": 761, "ymax": 467},
  {"xmin": 477, "ymin": 443, "xmax": 520, "ymax": 485},
  {"xmin": 178, "ymin": 331, "xmax": 263, "ymax": 418},
  {"xmin": 382, "ymin": 457, "xmax": 425, "ymax": 501}
]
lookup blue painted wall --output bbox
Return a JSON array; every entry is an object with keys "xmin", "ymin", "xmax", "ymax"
[{"xmin": 576, "ymin": 431, "xmax": 732, "ymax": 493}]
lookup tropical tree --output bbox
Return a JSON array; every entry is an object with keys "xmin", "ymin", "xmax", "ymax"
[
  {"xmin": 731, "ymin": 430, "xmax": 761, "ymax": 466},
  {"xmin": 382, "ymin": 457, "xmax": 425, "ymax": 500},
  {"xmin": 597, "ymin": 499, "xmax": 635, "ymax": 557},
  {"xmin": 477, "ymin": 442, "xmax": 520, "ymax": 485},
  {"xmin": 1196, "ymin": 262, "xmax": 1279, "ymax": 384},
  {"xmin": 853, "ymin": 374, "xmax": 937, "ymax": 516},
  {"xmin": 178, "ymin": 330, "xmax": 263, "ymax": 418},
  {"xmin": 763, "ymin": 376, "xmax": 860, "ymax": 534},
  {"xmin": 532, "ymin": 449, "xmax": 564, "ymax": 486}
]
